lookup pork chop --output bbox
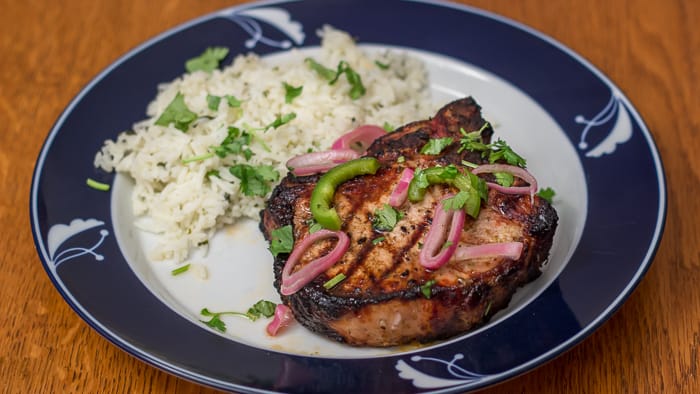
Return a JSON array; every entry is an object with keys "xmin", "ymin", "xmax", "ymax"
[{"xmin": 260, "ymin": 97, "xmax": 558, "ymax": 347}]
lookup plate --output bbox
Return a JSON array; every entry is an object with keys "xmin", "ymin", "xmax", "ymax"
[{"xmin": 30, "ymin": 0, "xmax": 666, "ymax": 392}]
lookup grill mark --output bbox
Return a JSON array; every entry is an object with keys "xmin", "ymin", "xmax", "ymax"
[
  {"xmin": 380, "ymin": 221, "xmax": 428, "ymax": 281},
  {"xmin": 341, "ymin": 237, "xmax": 376, "ymax": 283}
]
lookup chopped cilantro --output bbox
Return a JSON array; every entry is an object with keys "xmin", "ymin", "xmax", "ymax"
[
  {"xmin": 537, "ymin": 187, "xmax": 556, "ymax": 203},
  {"xmin": 226, "ymin": 95, "xmax": 242, "ymax": 108},
  {"xmin": 397, "ymin": 156, "xmax": 405, "ymax": 163},
  {"xmin": 461, "ymin": 160, "xmax": 479, "ymax": 169},
  {"xmin": 200, "ymin": 300, "xmax": 277, "ymax": 332},
  {"xmin": 420, "ymin": 137, "xmax": 454, "ymax": 155},
  {"xmin": 269, "ymin": 224, "xmax": 293, "ymax": 257},
  {"xmin": 205, "ymin": 170, "xmax": 220, "ymax": 178},
  {"xmin": 212, "ymin": 126, "xmax": 253, "ymax": 160},
  {"xmin": 154, "ymin": 93, "xmax": 197, "ymax": 132},
  {"xmin": 458, "ymin": 125, "xmax": 490, "ymax": 153},
  {"xmin": 372, "ymin": 204, "xmax": 403, "ymax": 231},
  {"xmin": 382, "ymin": 122, "xmax": 394, "ymax": 132},
  {"xmin": 374, "ymin": 60, "xmax": 390, "ymax": 70},
  {"xmin": 372, "ymin": 236, "xmax": 386, "ymax": 245},
  {"xmin": 494, "ymin": 172, "xmax": 514, "ymax": 187},
  {"xmin": 258, "ymin": 112, "xmax": 296, "ymax": 132},
  {"xmin": 206, "ymin": 94, "xmax": 221, "ymax": 110},
  {"xmin": 323, "ymin": 273, "xmax": 347, "ymax": 290},
  {"xmin": 441, "ymin": 191, "xmax": 470, "ymax": 212},
  {"xmin": 283, "ymin": 82, "xmax": 303, "ymax": 103},
  {"xmin": 308, "ymin": 222, "xmax": 323, "ymax": 234},
  {"xmin": 185, "ymin": 47, "xmax": 229, "ymax": 73},
  {"xmin": 305, "ymin": 58, "xmax": 365, "ymax": 99},
  {"xmin": 86, "ymin": 178, "xmax": 110, "ymax": 191},
  {"xmin": 230, "ymin": 164, "xmax": 279, "ymax": 197},
  {"xmin": 305, "ymin": 57, "xmax": 336, "ymax": 81},
  {"xmin": 246, "ymin": 300, "xmax": 276, "ymax": 320},
  {"xmin": 441, "ymin": 241, "xmax": 453, "ymax": 250},
  {"xmin": 489, "ymin": 139, "xmax": 527, "ymax": 167},
  {"xmin": 171, "ymin": 263, "xmax": 191, "ymax": 276},
  {"xmin": 420, "ymin": 280, "xmax": 436, "ymax": 299}
]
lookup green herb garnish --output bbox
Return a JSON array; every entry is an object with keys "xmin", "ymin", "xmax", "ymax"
[
  {"xmin": 229, "ymin": 164, "xmax": 279, "ymax": 197},
  {"xmin": 200, "ymin": 300, "xmax": 277, "ymax": 332},
  {"xmin": 420, "ymin": 137, "xmax": 454, "ymax": 155},
  {"xmin": 420, "ymin": 280, "xmax": 436, "ymax": 299},
  {"xmin": 258, "ymin": 112, "xmax": 297, "ymax": 132},
  {"xmin": 155, "ymin": 93, "xmax": 197, "ymax": 132},
  {"xmin": 372, "ymin": 204, "xmax": 403, "ymax": 231},
  {"xmin": 86, "ymin": 178, "xmax": 110, "ymax": 191},
  {"xmin": 283, "ymin": 82, "xmax": 303, "ymax": 103},
  {"xmin": 382, "ymin": 122, "xmax": 394, "ymax": 132},
  {"xmin": 537, "ymin": 187, "xmax": 556, "ymax": 203},
  {"xmin": 171, "ymin": 263, "xmax": 191, "ymax": 276},
  {"xmin": 305, "ymin": 58, "xmax": 366, "ymax": 99},
  {"xmin": 323, "ymin": 273, "xmax": 347, "ymax": 290},
  {"xmin": 372, "ymin": 236, "xmax": 386, "ymax": 245},
  {"xmin": 213, "ymin": 126, "xmax": 253, "ymax": 159},
  {"xmin": 397, "ymin": 156, "xmax": 405, "ymax": 163},
  {"xmin": 185, "ymin": 47, "xmax": 229, "ymax": 73},
  {"xmin": 269, "ymin": 224, "xmax": 293, "ymax": 257},
  {"xmin": 374, "ymin": 60, "xmax": 390, "ymax": 70},
  {"xmin": 305, "ymin": 57, "xmax": 336, "ymax": 80},
  {"xmin": 207, "ymin": 94, "xmax": 221, "ymax": 110},
  {"xmin": 494, "ymin": 172, "xmax": 514, "ymax": 187},
  {"xmin": 489, "ymin": 139, "xmax": 526, "ymax": 167}
]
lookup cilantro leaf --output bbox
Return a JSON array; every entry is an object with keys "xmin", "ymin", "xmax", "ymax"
[
  {"xmin": 374, "ymin": 60, "xmax": 390, "ymax": 70},
  {"xmin": 269, "ymin": 224, "xmax": 294, "ymax": 257},
  {"xmin": 494, "ymin": 172, "xmax": 514, "ymax": 187},
  {"xmin": 372, "ymin": 237, "xmax": 385, "ymax": 245},
  {"xmin": 154, "ymin": 93, "xmax": 197, "ymax": 132},
  {"xmin": 441, "ymin": 191, "xmax": 470, "ymax": 211},
  {"xmin": 226, "ymin": 95, "xmax": 242, "ymax": 108},
  {"xmin": 372, "ymin": 204, "xmax": 403, "ymax": 231},
  {"xmin": 283, "ymin": 82, "xmax": 303, "ymax": 103},
  {"xmin": 230, "ymin": 164, "xmax": 279, "ymax": 197},
  {"xmin": 537, "ymin": 187, "xmax": 556, "ymax": 203},
  {"xmin": 420, "ymin": 137, "xmax": 454, "ymax": 155},
  {"xmin": 212, "ymin": 126, "xmax": 253, "ymax": 159},
  {"xmin": 207, "ymin": 94, "xmax": 221, "ymax": 110},
  {"xmin": 185, "ymin": 47, "xmax": 229, "ymax": 73},
  {"xmin": 305, "ymin": 57, "xmax": 336, "ymax": 81},
  {"xmin": 323, "ymin": 273, "xmax": 347, "ymax": 290},
  {"xmin": 246, "ymin": 300, "xmax": 276, "ymax": 320},
  {"xmin": 489, "ymin": 139, "xmax": 527, "ymax": 167},
  {"xmin": 382, "ymin": 122, "xmax": 394, "ymax": 132},
  {"xmin": 420, "ymin": 280, "xmax": 436, "ymax": 299},
  {"xmin": 258, "ymin": 112, "xmax": 297, "ymax": 132}
]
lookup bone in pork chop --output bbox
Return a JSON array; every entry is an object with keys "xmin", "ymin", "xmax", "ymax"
[{"xmin": 260, "ymin": 97, "xmax": 558, "ymax": 347}]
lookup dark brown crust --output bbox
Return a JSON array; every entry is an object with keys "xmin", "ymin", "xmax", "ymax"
[{"xmin": 260, "ymin": 97, "xmax": 558, "ymax": 347}]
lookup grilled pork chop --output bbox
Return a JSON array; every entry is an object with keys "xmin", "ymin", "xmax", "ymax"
[{"xmin": 261, "ymin": 97, "xmax": 558, "ymax": 347}]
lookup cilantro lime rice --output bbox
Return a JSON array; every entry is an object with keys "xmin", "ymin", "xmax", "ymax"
[{"xmin": 94, "ymin": 26, "xmax": 434, "ymax": 262}]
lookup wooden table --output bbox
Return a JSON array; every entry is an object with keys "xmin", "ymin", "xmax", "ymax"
[{"xmin": 1, "ymin": 0, "xmax": 697, "ymax": 392}]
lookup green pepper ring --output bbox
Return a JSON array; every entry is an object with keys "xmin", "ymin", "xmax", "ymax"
[{"xmin": 310, "ymin": 157, "xmax": 381, "ymax": 230}]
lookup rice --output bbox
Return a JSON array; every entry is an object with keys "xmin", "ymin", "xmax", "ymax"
[{"xmin": 94, "ymin": 26, "xmax": 434, "ymax": 262}]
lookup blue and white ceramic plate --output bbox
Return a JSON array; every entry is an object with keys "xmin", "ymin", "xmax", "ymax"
[{"xmin": 30, "ymin": 0, "xmax": 666, "ymax": 392}]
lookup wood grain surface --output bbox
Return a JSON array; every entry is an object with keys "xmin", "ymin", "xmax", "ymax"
[{"xmin": 1, "ymin": 0, "xmax": 697, "ymax": 393}]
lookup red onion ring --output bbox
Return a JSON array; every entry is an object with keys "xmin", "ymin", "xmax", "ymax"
[
  {"xmin": 388, "ymin": 168, "xmax": 414, "ymax": 207},
  {"xmin": 419, "ymin": 195, "xmax": 466, "ymax": 270},
  {"xmin": 331, "ymin": 125, "xmax": 386, "ymax": 152},
  {"xmin": 286, "ymin": 149, "xmax": 359, "ymax": 176},
  {"xmin": 266, "ymin": 304, "xmax": 294, "ymax": 336},
  {"xmin": 472, "ymin": 164, "xmax": 538, "ymax": 201},
  {"xmin": 453, "ymin": 242, "xmax": 523, "ymax": 262},
  {"xmin": 281, "ymin": 229, "xmax": 350, "ymax": 295}
]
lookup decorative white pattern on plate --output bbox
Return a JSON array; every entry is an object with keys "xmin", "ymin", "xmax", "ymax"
[
  {"xmin": 396, "ymin": 354, "xmax": 486, "ymax": 389},
  {"xmin": 223, "ymin": 7, "xmax": 305, "ymax": 49},
  {"xmin": 47, "ymin": 218, "xmax": 109, "ymax": 272},
  {"xmin": 576, "ymin": 89, "xmax": 633, "ymax": 157}
]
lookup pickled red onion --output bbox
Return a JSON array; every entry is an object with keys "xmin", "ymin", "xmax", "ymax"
[
  {"xmin": 388, "ymin": 168, "xmax": 414, "ymax": 207},
  {"xmin": 453, "ymin": 242, "xmax": 523, "ymax": 262},
  {"xmin": 419, "ymin": 195, "xmax": 466, "ymax": 270},
  {"xmin": 281, "ymin": 229, "xmax": 350, "ymax": 295},
  {"xmin": 266, "ymin": 304, "xmax": 294, "ymax": 336},
  {"xmin": 331, "ymin": 125, "xmax": 386, "ymax": 152},
  {"xmin": 472, "ymin": 164, "xmax": 537, "ymax": 200},
  {"xmin": 286, "ymin": 149, "xmax": 359, "ymax": 176}
]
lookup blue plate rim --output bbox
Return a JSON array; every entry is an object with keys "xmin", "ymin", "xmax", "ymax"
[{"xmin": 29, "ymin": 0, "xmax": 667, "ymax": 392}]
